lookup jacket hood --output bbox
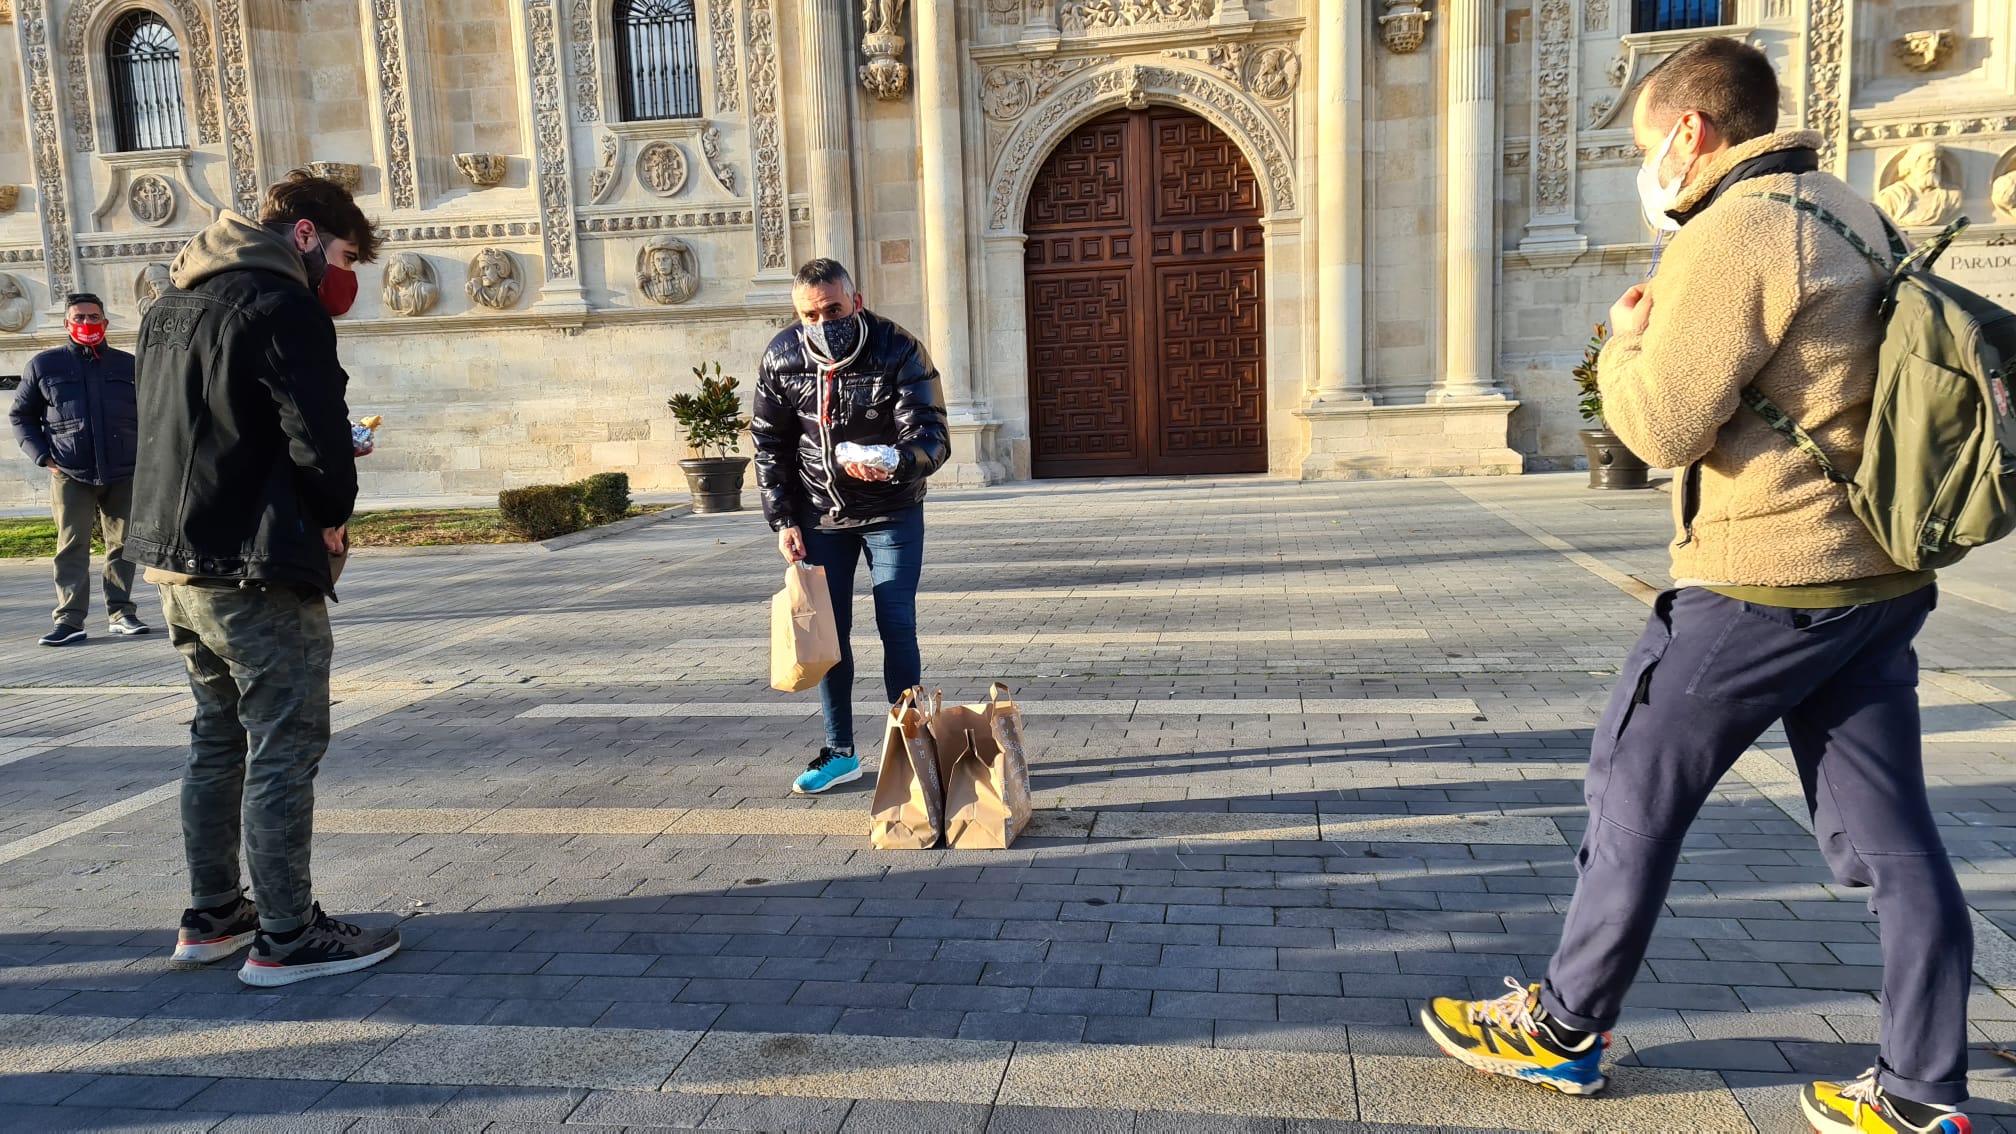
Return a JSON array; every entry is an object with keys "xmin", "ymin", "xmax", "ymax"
[
  {"xmin": 170, "ymin": 210, "xmax": 309, "ymax": 290},
  {"xmin": 1671, "ymin": 129, "xmax": 1826, "ymax": 215}
]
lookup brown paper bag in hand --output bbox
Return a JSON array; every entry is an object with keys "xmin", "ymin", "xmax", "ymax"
[
  {"xmin": 937, "ymin": 684, "xmax": 1033, "ymax": 850},
  {"xmin": 869, "ymin": 688, "xmax": 944, "ymax": 850},
  {"xmin": 770, "ymin": 563, "xmax": 840, "ymax": 693}
]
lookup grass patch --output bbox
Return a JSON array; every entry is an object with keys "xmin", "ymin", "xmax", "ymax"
[
  {"xmin": 347, "ymin": 504, "xmax": 668, "ymax": 548},
  {"xmin": 0, "ymin": 505, "xmax": 668, "ymax": 556},
  {"xmin": 0, "ymin": 517, "xmax": 101, "ymax": 558}
]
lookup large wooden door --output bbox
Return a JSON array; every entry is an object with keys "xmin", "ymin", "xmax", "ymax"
[{"xmin": 1024, "ymin": 108, "xmax": 1267, "ymax": 478}]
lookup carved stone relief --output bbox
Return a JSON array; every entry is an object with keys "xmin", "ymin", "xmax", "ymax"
[
  {"xmin": 307, "ymin": 162, "xmax": 364, "ymax": 191},
  {"xmin": 215, "ymin": 0, "xmax": 260, "ymax": 216},
  {"xmin": 1380, "ymin": 1, "xmax": 1432, "ymax": 54},
  {"xmin": 1530, "ymin": 0, "xmax": 1574, "ymax": 215},
  {"xmin": 369, "ymin": 0, "xmax": 419, "ymax": 210},
  {"xmin": 456, "ymin": 153, "xmax": 509, "ymax": 188},
  {"xmin": 1582, "ymin": 0, "xmax": 1607, "ymax": 33},
  {"xmin": 1893, "ymin": 29, "xmax": 1956, "ymax": 73},
  {"xmin": 134, "ymin": 263, "xmax": 172, "ymax": 317},
  {"xmin": 0, "ymin": 1, "xmax": 13, "ymax": 23},
  {"xmin": 981, "ymin": 56, "xmax": 1109, "ymax": 167},
  {"xmin": 1806, "ymin": 0, "xmax": 1846, "ymax": 171},
  {"xmin": 129, "ymin": 175, "xmax": 177, "ymax": 228},
  {"xmin": 746, "ymin": 0, "xmax": 789, "ymax": 273},
  {"xmin": 0, "ymin": 186, "xmax": 17, "ymax": 211},
  {"xmin": 465, "ymin": 248, "xmax": 523, "ymax": 309},
  {"xmin": 700, "ymin": 126, "xmax": 737, "ymax": 193},
  {"xmin": 529, "ymin": 0, "xmax": 580, "ymax": 282},
  {"xmin": 637, "ymin": 141, "xmax": 690, "ymax": 196},
  {"xmin": 1060, "ymin": 0, "xmax": 1213, "ymax": 32},
  {"xmin": 24, "ymin": 0, "xmax": 77, "ymax": 296},
  {"xmin": 709, "ymin": 0, "xmax": 742, "ymax": 113},
  {"xmin": 0, "ymin": 273, "xmax": 32, "ymax": 333},
  {"xmin": 571, "ymin": 0, "xmax": 599, "ymax": 122},
  {"xmin": 382, "ymin": 252, "xmax": 440, "ymax": 316},
  {"xmin": 636, "ymin": 236, "xmax": 700, "ymax": 305},
  {"xmin": 1992, "ymin": 157, "xmax": 2016, "ymax": 224},
  {"xmin": 1876, "ymin": 143, "xmax": 1963, "ymax": 228},
  {"xmin": 860, "ymin": 0, "xmax": 910, "ymax": 100},
  {"xmin": 986, "ymin": 0, "xmax": 1024, "ymax": 25},
  {"xmin": 589, "ymin": 133, "xmax": 622, "ymax": 203},
  {"xmin": 1852, "ymin": 117, "xmax": 2016, "ymax": 142},
  {"xmin": 65, "ymin": 0, "xmax": 220, "ymax": 150},
  {"xmin": 578, "ymin": 208, "xmax": 754, "ymax": 234},
  {"xmin": 987, "ymin": 63, "xmax": 1295, "ymax": 231},
  {"xmin": 1246, "ymin": 47, "xmax": 1299, "ymax": 102}
]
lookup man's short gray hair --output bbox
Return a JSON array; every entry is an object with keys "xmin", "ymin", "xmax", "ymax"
[{"xmin": 793, "ymin": 258, "xmax": 854, "ymax": 292}]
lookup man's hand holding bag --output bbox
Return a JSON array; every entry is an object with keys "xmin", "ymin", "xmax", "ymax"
[{"xmin": 770, "ymin": 563, "xmax": 841, "ymax": 693}]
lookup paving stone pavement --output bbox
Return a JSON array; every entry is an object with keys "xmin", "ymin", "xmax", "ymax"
[{"xmin": 1, "ymin": 472, "xmax": 2013, "ymax": 1132}]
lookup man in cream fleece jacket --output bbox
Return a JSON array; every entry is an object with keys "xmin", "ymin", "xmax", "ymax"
[{"xmin": 1415, "ymin": 39, "xmax": 1972, "ymax": 1134}]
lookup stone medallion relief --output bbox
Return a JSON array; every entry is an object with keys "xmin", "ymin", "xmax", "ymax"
[
  {"xmin": 383, "ymin": 253, "xmax": 441, "ymax": 317},
  {"xmin": 0, "ymin": 273, "xmax": 31, "ymax": 333},
  {"xmin": 1993, "ymin": 149, "xmax": 2016, "ymax": 224},
  {"xmin": 134, "ymin": 263, "xmax": 173, "ymax": 316},
  {"xmin": 1877, "ymin": 142, "xmax": 1963, "ymax": 227},
  {"xmin": 636, "ymin": 236, "xmax": 700, "ymax": 305},
  {"xmin": 129, "ymin": 175, "xmax": 178, "ymax": 228},
  {"xmin": 637, "ymin": 141, "xmax": 690, "ymax": 197},
  {"xmin": 465, "ymin": 248, "xmax": 523, "ymax": 310}
]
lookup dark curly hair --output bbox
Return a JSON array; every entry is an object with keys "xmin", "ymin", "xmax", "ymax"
[{"xmin": 260, "ymin": 170, "xmax": 383, "ymax": 264}]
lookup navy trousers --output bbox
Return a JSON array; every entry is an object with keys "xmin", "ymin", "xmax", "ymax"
[{"xmin": 1540, "ymin": 585, "xmax": 1970, "ymax": 1106}]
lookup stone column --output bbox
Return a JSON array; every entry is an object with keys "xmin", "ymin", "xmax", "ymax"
[
  {"xmin": 1309, "ymin": 0, "xmax": 1366, "ymax": 404},
  {"xmin": 1516, "ymin": 0, "xmax": 1587, "ymax": 260},
  {"xmin": 13, "ymin": 0, "xmax": 76, "ymax": 319},
  {"xmin": 797, "ymin": 0, "xmax": 859, "ymax": 266},
  {"xmin": 516, "ymin": 0, "xmax": 590, "ymax": 312},
  {"xmin": 1439, "ymin": 0, "xmax": 1502, "ymax": 400},
  {"xmin": 915, "ymin": 0, "xmax": 1005, "ymax": 482}
]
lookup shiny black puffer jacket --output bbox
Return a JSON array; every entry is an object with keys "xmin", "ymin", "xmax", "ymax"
[{"xmin": 750, "ymin": 311, "xmax": 951, "ymax": 531}]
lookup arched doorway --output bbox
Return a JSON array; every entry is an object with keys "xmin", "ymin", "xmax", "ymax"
[{"xmin": 1023, "ymin": 108, "xmax": 1267, "ymax": 479}]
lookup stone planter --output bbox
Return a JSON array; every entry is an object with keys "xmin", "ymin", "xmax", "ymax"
[
  {"xmin": 1579, "ymin": 428, "xmax": 1651, "ymax": 490},
  {"xmin": 680, "ymin": 456, "xmax": 750, "ymax": 513}
]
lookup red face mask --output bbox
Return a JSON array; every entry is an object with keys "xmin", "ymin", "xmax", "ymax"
[
  {"xmin": 67, "ymin": 320, "xmax": 106, "ymax": 348},
  {"xmin": 318, "ymin": 265, "xmax": 358, "ymax": 317}
]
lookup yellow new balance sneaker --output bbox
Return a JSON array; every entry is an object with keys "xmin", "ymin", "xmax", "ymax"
[
  {"xmin": 1418, "ymin": 977, "xmax": 1607, "ymax": 1095},
  {"xmin": 1803, "ymin": 1070, "xmax": 1971, "ymax": 1134}
]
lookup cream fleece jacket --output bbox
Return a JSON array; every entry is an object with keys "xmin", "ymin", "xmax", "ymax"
[{"xmin": 1598, "ymin": 129, "xmax": 1907, "ymax": 586}]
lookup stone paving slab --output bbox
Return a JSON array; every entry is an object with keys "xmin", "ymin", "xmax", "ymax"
[
  {"xmin": 350, "ymin": 1023, "xmax": 701, "ymax": 1089},
  {"xmin": 1353, "ymin": 1054, "xmax": 1754, "ymax": 1131},
  {"xmin": 664, "ymin": 1030, "xmax": 1013, "ymax": 1105},
  {"xmin": 3, "ymin": 473, "xmax": 2014, "ymax": 1132}
]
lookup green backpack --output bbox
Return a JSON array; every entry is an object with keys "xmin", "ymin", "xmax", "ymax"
[{"xmin": 1743, "ymin": 194, "xmax": 2016, "ymax": 571}]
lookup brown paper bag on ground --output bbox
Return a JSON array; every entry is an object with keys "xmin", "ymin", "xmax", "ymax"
[
  {"xmin": 937, "ymin": 684, "xmax": 1033, "ymax": 850},
  {"xmin": 770, "ymin": 563, "xmax": 840, "ymax": 693},
  {"xmin": 869, "ymin": 688, "xmax": 944, "ymax": 850}
]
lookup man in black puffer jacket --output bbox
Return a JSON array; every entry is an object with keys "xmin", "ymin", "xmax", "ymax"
[
  {"xmin": 130, "ymin": 171, "xmax": 400, "ymax": 988},
  {"xmin": 752, "ymin": 258, "xmax": 950, "ymax": 795}
]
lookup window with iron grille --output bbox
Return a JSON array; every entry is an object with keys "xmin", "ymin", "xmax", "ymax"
[
  {"xmin": 108, "ymin": 10, "xmax": 188, "ymax": 151},
  {"xmin": 1633, "ymin": 0, "xmax": 1726, "ymax": 32},
  {"xmin": 616, "ymin": 0, "xmax": 703, "ymax": 121}
]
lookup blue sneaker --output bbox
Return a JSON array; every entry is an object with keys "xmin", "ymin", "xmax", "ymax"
[{"xmin": 792, "ymin": 748, "xmax": 862, "ymax": 795}]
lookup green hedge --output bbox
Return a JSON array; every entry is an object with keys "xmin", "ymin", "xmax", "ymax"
[
  {"xmin": 498, "ymin": 484, "xmax": 584, "ymax": 540},
  {"xmin": 577, "ymin": 472, "xmax": 631, "ymax": 526}
]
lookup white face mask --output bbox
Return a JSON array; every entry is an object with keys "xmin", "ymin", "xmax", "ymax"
[{"xmin": 1635, "ymin": 122, "xmax": 1687, "ymax": 233}]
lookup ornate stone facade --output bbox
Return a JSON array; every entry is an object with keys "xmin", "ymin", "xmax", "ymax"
[{"xmin": 0, "ymin": 1, "xmax": 2011, "ymax": 508}]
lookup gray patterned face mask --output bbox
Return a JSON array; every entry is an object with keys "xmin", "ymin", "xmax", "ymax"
[{"xmin": 804, "ymin": 313, "xmax": 864, "ymax": 365}]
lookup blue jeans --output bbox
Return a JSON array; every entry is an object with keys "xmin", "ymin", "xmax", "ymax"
[
  {"xmin": 1542, "ymin": 585, "xmax": 1968, "ymax": 1106},
  {"xmin": 799, "ymin": 506, "xmax": 924, "ymax": 751}
]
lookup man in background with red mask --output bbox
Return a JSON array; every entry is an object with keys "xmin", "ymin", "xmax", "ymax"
[
  {"xmin": 9, "ymin": 292, "xmax": 146, "ymax": 645},
  {"xmin": 129, "ymin": 170, "xmax": 398, "ymax": 987}
]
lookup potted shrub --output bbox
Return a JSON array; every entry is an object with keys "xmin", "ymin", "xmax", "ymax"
[
  {"xmin": 1573, "ymin": 323, "xmax": 1651, "ymax": 490},
  {"xmin": 668, "ymin": 362, "xmax": 753, "ymax": 513}
]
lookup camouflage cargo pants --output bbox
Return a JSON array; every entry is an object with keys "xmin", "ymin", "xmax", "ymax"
[{"xmin": 159, "ymin": 582, "xmax": 334, "ymax": 935}]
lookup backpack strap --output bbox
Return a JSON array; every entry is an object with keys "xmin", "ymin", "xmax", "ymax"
[
  {"xmin": 1759, "ymin": 192, "xmax": 1895, "ymax": 271},
  {"xmin": 1739, "ymin": 386, "xmax": 1852, "ymax": 485}
]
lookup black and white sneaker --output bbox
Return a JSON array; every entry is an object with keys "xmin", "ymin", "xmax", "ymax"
[
  {"xmin": 170, "ymin": 895, "xmax": 260, "ymax": 969},
  {"xmin": 238, "ymin": 904, "xmax": 401, "ymax": 988},
  {"xmin": 109, "ymin": 613, "xmax": 151, "ymax": 636},
  {"xmin": 38, "ymin": 624, "xmax": 86, "ymax": 647}
]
